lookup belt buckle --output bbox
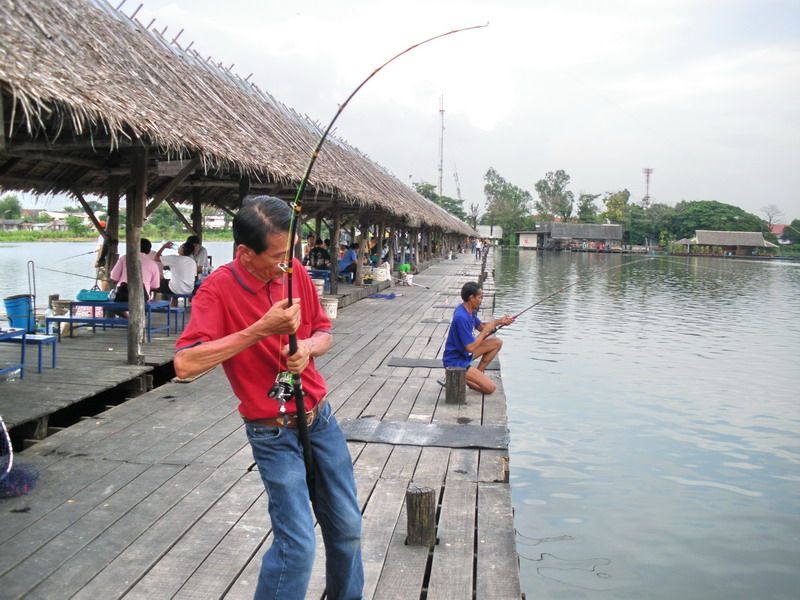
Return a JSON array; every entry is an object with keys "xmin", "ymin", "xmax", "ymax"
[{"xmin": 306, "ymin": 410, "xmax": 314, "ymax": 426}]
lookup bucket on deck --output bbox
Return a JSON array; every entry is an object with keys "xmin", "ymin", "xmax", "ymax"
[
  {"xmin": 320, "ymin": 297, "xmax": 338, "ymax": 319},
  {"xmin": 312, "ymin": 279, "xmax": 325, "ymax": 297},
  {"xmin": 3, "ymin": 295, "xmax": 35, "ymax": 332}
]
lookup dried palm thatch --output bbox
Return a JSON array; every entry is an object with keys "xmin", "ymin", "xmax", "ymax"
[{"xmin": 0, "ymin": 0, "xmax": 476, "ymax": 236}]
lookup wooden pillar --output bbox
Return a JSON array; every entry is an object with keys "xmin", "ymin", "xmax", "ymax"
[
  {"xmin": 406, "ymin": 485, "xmax": 437, "ymax": 546},
  {"xmin": 106, "ymin": 173, "xmax": 121, "ymax": 275},
  {"xmin": 355, "ymin": 214, "xmax": 368, "ymax": 286},
  {"xmin": 377, "ymin": 220, "xmax": 386, "ymax": 266},
  {"xmin": 329, "ymin": 204, "xmax": 340, "ymax": 295},
  {"xmin": 126, "ymin": 143, "xmax": 147, "ymax": 366},
  {"xmin": 445, "ymin": 367, "xmax": 466, "ymax": 404},
  {"xmin": 191, "ymin": 188, "xmax": 203, "ymax": 243}
]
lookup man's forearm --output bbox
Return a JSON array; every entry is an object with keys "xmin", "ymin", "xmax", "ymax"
[{"xmin": 174, "ymin": 328, "xmax": 262, "ymax": 379}]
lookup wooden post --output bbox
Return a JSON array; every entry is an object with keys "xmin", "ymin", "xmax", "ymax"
[
  {"xmin": 329, "ymin": 204, "xmax": 340, "ymax": 295},
  {"xmin": 126, "ymin": 143, "xmax": 147, "ymax": 366},
  {"xmin": 356, "ymin": 214, "xmax": 369, "ymax": 286},
  {"xmin": 106, "ymin": 172, "xmax": 120, "ymax": 275},
  {"xmin": 445, "ymin": 367, "xmax": 466, "ymax": 404},
  {"xmin": 406, "ymin": 485, "xmax": 436, "ymax": 546},
  {"xmin": 191, "ymin": 187, "xmax": 203, "ymax": 243}
]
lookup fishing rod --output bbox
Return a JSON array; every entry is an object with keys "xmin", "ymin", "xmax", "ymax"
[
  {"xmin": 57, "ymin": 250, "xmax": 96, "ymax": 262},
  {"xmin": 494, "ymin": 256, "xmax": 654, "ymax": 332},
  {"xmin": 37, "ymin": 266, "xmax": 98, "ymax": 280},
  {"xmin": 278, "ymin": 24, "xmax": 488, "ymax": 493}
]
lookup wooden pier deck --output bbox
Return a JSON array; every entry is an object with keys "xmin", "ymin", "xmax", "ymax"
[{"xmin": 0, "ymin": 254, "xmax": 521, "ymax": 600}]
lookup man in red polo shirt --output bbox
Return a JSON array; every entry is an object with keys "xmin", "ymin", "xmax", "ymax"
[{"xmin": 174, "ymin": 196, "xmax": 363, "ymax": 600}]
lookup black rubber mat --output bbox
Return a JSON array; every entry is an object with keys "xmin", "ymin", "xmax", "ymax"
[
  {"xmin": 339, "ymin": 418, "xmax": 508, "ymax": 450},
  {"xmin": 387, "ymin": 357, "xmax": 500, "ymax": 370}
]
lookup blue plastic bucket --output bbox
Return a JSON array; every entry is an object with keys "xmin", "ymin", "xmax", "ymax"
[{"xmin": 3, "ymin": 294, "xmax": 35, "ymax": 332}]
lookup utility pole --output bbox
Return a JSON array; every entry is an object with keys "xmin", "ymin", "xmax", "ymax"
[
  {"xmin": 642, "ymin": 167, "xmax": 653, "ymax": 208},
  {"xmin": 438, "ymin": 94, "xmax": 445, "ymax": 197}
]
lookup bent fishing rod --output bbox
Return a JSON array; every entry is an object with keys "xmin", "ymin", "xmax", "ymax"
[
  {"xmin": 278, "ymin": 24, "xmax": 488, "ymax": 492},
  {"xmin": 494, "ymin": 256, "xmax": 654, "ymax": 332}
]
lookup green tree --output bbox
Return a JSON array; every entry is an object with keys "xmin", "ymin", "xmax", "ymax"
[
  {"xmin": 483, "ymin": 168, "xmax": 532, "ymax": 244},
  {"xmin": 0, "ymin": 194, "xmax": 22, "ymax": 219},
  {"xmin": 413, "ymin": 182, "xmax": 466, "ymax": 221},
  {"xmin": 576, "ymin": 193, "xmax": 601, "ymax": 223},
  {"xmin": 783, "ymin": 220, "xmax": 800, "ymax": 244},
  {"xmin": 146, "ymin": 203, "xmax": 183, "ymax": 235},
  {"xmin": 65, "ymin": 215, "xmax": 89, "ymax": 236},
  {"xmin": 534, "ymin": 170, "xmax": 574, "ymax": 221},
  {"xmin": 671, "ymin": 200, "xmax": 767, "ymax": 239},
  {"xmin": 600, "ymin": 189, "xmax": 631, "ymax": 224},
  {"xmin": 32, "ymin": 212, "xmax": 54, "ymax": 224}
]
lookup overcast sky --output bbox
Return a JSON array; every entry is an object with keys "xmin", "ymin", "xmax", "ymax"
[{"xmin": 132, "ymin": 0, "xmax": 799, "ymax": 222}]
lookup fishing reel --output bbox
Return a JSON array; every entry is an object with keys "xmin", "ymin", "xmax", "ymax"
[{"xmin": 268, "ymin": 371, "xmax": 295, "ymax": 414}]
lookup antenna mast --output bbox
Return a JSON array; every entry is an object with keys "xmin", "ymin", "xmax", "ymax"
[
  {"xmin": 438, "ymin": 94, "xmax": 445, "ymax": 196},
  {"xmin": 642, "ymin": 167, "xmax": 653, "ymax": 208}
]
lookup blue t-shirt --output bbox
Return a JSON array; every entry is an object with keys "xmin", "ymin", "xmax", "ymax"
[
  {"xmin": 339, "ymin": 248, "xmax": 358, "ymax": 272},
  {"xmin": 442, "ymin": 304, "xmax": 482, "ymax": 368}
]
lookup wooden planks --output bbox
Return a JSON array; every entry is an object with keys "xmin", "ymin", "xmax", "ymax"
[{"xmin": 0, "ymin": 254, "xmax": 521, "ymax": 600}]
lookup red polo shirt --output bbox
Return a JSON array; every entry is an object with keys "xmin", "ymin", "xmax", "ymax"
[{"xmin": 176, "ymin": 257, "xmax": 332, "ymax": 420}]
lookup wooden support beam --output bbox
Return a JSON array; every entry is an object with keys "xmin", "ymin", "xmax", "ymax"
[
  {"xmin": 330, "ymin": 204, "xmax": 340, "ymax": 295},
  {"xmin": 127, "ymin": 143, "xmax": 147, "ymax": 366},
  {"xmin": 145, "ymin": 154, "xmax": 201, "ymax": 217},
  {"xmin": 72, "ymin": 190, "xmax": 108, "ymax": 243},
  {"xmin": 191, "ymin": 188, "xmax": 203, "ymax": 242},
  {"xmin": 107, "ymin": 174, "xmax": 121, "ymax": 275},
  {"xmin": 164, "ymin": 196, "xmax": 198, "ymax": 237},
  {"xmin": 0, "ymin": 96, "xmax": 5, "ymax": 151}
]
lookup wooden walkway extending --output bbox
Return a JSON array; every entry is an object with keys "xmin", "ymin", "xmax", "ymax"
[{"xmin": 0, "ymin": 254, "xmax": 521, "ymax": 600}]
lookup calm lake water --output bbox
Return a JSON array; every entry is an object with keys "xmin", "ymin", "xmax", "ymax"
[
  {"xmin": 3, "ymin": 243, "xmax": 799, "ymax": 599},
  {"xmin": 493, "ymin": 249, "xmax": 800, "ymax": 600}
]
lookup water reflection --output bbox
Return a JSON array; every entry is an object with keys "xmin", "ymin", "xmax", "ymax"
[{"xmin": 495, "ymin": 249, "xmax": 800, "ymax": 600}]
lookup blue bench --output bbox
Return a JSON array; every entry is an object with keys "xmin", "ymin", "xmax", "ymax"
[
  {"xmin": 1, "ymin": 333, "xmax": 56, "ymax": 372},
  {"xmin": 153, "ymin": 304, "xmax": 186, "ymax": 334},
  {"xmin": 337, "ymin": 271, "xmax": 354, "ymax": 284},
  {"xmin": 307, "ymin": 269, "xmax": 331, "ymax": 292},
  {"xmin": 46, "ymin": 300, "xmax": 171, "ymax": 342}
]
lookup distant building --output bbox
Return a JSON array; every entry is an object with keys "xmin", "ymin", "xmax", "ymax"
[
  {"xmin": 684, "ymin": 230, "xmax": 777, "ymax": 255},
  {"xmin": 770, "ymin": 224, "xmax": 791, "ymax": 245},
  {"xmin": 517, "ymin": 222, "xmax": 623, "ymax": 250},
  {"xmin": 475, "ymin": 225, "xmax": 503, "ymax": 242}
]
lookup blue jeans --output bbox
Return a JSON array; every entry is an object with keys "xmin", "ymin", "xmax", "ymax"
[{"xmin": 245, "ymin": 400, "xmax": 363, "ymax": 600}]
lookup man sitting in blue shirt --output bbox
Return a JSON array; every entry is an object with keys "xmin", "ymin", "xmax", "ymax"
[
  {"xmin": 339, "ymin": 242, "xmax": 359, "ymax": 274},
  {"xmin": 441, "ymin": 281, "xmax": 514, "ymax": 394}
]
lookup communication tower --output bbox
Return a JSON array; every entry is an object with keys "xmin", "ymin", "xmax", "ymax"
[{"xmin": 642, "ymin": 167, "xmax": 654, "ymax": 208}]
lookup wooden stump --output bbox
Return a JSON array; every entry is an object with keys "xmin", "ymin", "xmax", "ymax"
[
  {"xmin": 406, "ymin": 485, "xmax": 436, "ymax": 546},
  {"xmin": 445, "ymin": 366, "xmax": 466, "ymax": 405}
]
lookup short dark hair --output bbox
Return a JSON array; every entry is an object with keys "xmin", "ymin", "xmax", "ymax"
[
  {"xmin": 140, "ymin": 238, "xmax": 152, "ymax": 254},
  {"xmin": 307, "ymin": 232, "xmax": 315, "ymax": 240},
  {"xmin": 461, "ymin": 281, "xmax": 482, "ymax": 302},
  {"xmin": 181, "ymin": 242, "xmax": 196, "ymax": 256},
  {"xmin": 233, "ymin": 195, "xmax": 292, "ymax": 254},
  {"xmin": 350, "ymin": 242, "xmax": 360, "ymax": 250},
  {"xmin": 186, "ymin": 235, "xmax": 200, "ymax": 245},
  {"xmin": 315, "ymin": 239, "xmax": 324, "ymax": 246}
]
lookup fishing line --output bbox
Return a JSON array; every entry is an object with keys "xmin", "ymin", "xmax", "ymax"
[
  {"xmin": 57, "ymin": 250, "xmax": 96, "ymax": 262},
  {"xmin": 495, "ymin": 256, "xmax": 654, "ymax": 332},
  {"xmin": 37, "ymin": 266, "xmax": 98, "ymax": 280}
]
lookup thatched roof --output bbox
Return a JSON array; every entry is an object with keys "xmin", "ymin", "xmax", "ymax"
[
  {"xmin": 0, "ymin": 0, "xmax": 475, "ymax": 235},
  {"xmin": 534, "ymin": 222, "xmax": 623, "ymax": 241},
  {"xmin": 692, "ymin": 230, "xmax": 776, "ymax": 248}
]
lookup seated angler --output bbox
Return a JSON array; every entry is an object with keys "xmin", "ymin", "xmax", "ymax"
[{"xmin": 440, "ymin": 281, "xmax": 514, "ymax": 394}]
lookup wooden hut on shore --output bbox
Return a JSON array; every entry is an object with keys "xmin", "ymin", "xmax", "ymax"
[{"xmin": 0, "ymin": 0, "xmax": 477, "ymax": 363}]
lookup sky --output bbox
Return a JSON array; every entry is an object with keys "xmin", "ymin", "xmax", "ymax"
[{"xmin": 117, "ymin": 0, "xmax": 800, "ymax": 221}]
